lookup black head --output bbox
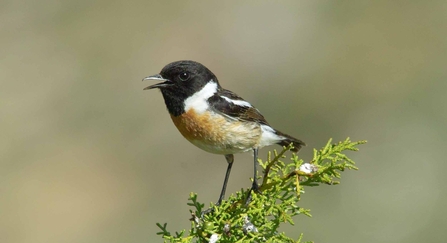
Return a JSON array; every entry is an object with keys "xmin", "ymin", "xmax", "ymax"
[{"xmin": 143, "ymin": 60, "xmax": 220, "ymax": 116}]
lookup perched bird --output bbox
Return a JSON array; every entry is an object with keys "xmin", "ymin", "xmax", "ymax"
[{"xmin": 143, "ymin": 60, "xmax": 305, "ymax": 206}]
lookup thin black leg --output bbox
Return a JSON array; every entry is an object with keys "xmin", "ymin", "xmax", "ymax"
[
  {"xmin": 217, "ymin": 154, "xmax": 234, "ymax": 205},
  {"xmin": 246, "ymin": 148, "xmax": 261, "ymax": 205},
  {"xmin": 202, "ymin": 154, "xmax": 234, "ymax": 217},
  {"xmin": 252, "ymin": 148, "xmax": 259, "ymax": 190}
]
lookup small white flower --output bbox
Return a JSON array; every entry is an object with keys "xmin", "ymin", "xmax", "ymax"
[
  {"xmin": 209, "ymin": 233, "xmax": 219, "ymax": 243},
  {"xmin": 299, "ymin": 163, "xmax": 317, "ymax": 173},
  {"xmin": 242, "ymin": 216, "xmax": 258, "ymax": 234}
]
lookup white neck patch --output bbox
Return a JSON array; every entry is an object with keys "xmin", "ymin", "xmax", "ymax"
[{"xmin": 184, "ymin": 80, "xmax": 218, "ymax": 114}]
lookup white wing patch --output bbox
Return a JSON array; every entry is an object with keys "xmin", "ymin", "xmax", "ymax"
[
  {"xmin": 184, "ymin": 80, "xmax": 218, "ymax": 114},
  {"xmin": 221, "ymin": 96, "xmax": 252, "ymax": 107}
]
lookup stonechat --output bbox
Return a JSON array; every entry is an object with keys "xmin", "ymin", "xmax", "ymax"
[{"xmin": 143, "ymin": 60, "xmax": 305, "ymax": 206}]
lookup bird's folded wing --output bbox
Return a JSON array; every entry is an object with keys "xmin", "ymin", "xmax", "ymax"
[{"xmin": 207, "ymin": 89, "xmax": 269, "ymax": 125}]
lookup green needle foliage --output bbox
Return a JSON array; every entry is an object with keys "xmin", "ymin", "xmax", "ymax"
[{"xmin": 156, "ymin": 138, "xmax": 366, "ymax": 243}]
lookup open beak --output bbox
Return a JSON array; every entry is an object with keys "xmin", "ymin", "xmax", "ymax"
[{"xmin": 142, "ymin": 74, "xmax": 173, "ymax": 90}]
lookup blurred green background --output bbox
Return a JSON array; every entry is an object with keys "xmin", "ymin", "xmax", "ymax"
[{"xmin": 1, "ymin": 1, "xmax": 446, "ymax": 242}]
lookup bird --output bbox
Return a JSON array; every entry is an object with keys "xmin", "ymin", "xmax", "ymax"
[{"xmin": 143, "ymin": 60, "xmax": 305, "ymax": 206}]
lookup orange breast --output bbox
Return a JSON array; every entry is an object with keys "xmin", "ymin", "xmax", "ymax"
[
  {"xmin": 170, "ymin": 109, "xmax": 262, "ymax": 154},
  {"xmin": 170, "ymin": 109, "xmax": 226, "ymax": 143}
]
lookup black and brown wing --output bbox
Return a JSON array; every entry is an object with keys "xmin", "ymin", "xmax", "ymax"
[
  {"xmin": 207, "ymin": 89, "xmax": 269, "ymax": 125},
  {"xmin": 208, "ymin": 89, "xmax": 306, "ymax": 152}
]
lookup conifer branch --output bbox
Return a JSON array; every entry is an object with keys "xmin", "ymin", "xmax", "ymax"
[{"xmin": 156, "ymin": 138, "xmax": 366, "ymax": 243}]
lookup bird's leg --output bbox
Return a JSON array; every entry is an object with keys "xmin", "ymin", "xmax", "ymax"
[
  {"xmin": 217, "ymin": 154, "xmax": 234, "ymax": 205},
  {"xmin": 251, "ymin": 148, "xmax": 261, "ymax": 192},
  {"xmin": 246, "ymin": 148, "xmax": 261, "ymax": 205},
  {"xmin": 202, "ymin": 154, "xmax": 234, "ymax": 217}
]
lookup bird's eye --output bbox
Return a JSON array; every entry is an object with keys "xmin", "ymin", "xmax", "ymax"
[{"xmin": 178, "ymin": 72, "xmax": 190, "ymax": 81}]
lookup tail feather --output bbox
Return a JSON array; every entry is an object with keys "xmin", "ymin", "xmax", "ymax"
[{"xmin": 276, "ymin": 130, "xmax": 306, "ymax": 152}]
